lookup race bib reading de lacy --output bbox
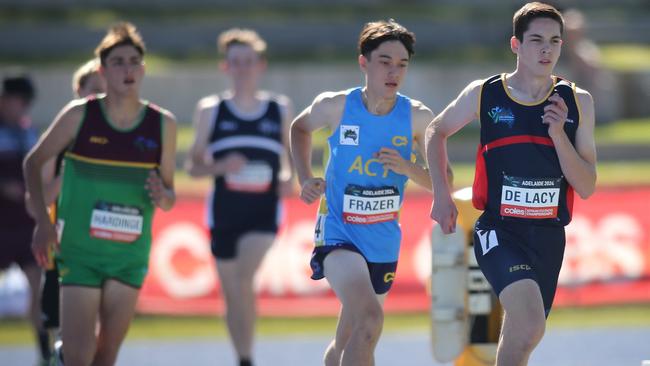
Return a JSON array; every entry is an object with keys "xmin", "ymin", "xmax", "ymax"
[
  {"xmin": 343, "ymin": 185, "xmax": 400, "ymax": 224},
  {"xmin": 90, "ymin": 201, "xmax": 143, "ymax": 243},
  {"xmin": 500, "ymin": 175, "xmax": 561, "ymax": 219},
  {"xmin": 225, "ymin": 161, "xmax": 273, "ymax": 193}
]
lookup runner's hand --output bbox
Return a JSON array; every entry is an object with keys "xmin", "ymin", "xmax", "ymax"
[
  {"xmin": 376, "ymin": 147, "xmax": 410, "ymax": 175},
  {"xmin": 430, "ymin": 195, "xmax": 458, "ymax": 234},
  {"xmin": 31, "ymin": 222, "xmax": 57, "ymax": 268},
  {"xmin": 543, "ymin": 93, "xmax": 569, "ymax": 138},
  {"xmin": 300, "ymin": 177, "xmax": 325, "ymax": 204},
  {"xmin": 220, "ymin": 152, "xmax": 248, "ymax": 174},
  {"xmin": 145, "ymin": 169, "xmax": 166, "ymax": 207}
]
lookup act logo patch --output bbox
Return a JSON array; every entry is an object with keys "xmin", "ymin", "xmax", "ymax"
[{"xmin": 340, "ymin": 125, "xmax": 359, "ymax": 145}]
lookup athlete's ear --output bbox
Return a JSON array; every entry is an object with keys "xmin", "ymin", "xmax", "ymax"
[
  {"xmin": 358, "ymin": 54, "xmax": 368, "ymax": 73},
  {"xmin": 510, "ymin": 36, "xmax": 520, "ymax": 54}
]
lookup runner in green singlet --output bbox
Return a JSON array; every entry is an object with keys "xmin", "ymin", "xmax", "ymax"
[{"xmin": 24, "ymin": 22, "xmax": 177, "ymax": 366}]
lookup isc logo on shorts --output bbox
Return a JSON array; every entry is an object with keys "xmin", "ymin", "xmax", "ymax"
[{"xmin": 509, "ymin": 264, "xmax": 531, "ymax": 272}]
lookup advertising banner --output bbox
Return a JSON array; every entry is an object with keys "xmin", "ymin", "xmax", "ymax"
[{"xmin": 138, "ymin": 187, "xmax": 650, "ymax": 315}]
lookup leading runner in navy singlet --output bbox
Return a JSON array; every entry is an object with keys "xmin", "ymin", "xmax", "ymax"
[{"xmin": 426, "ymin": 3, "xmax": 597, "ymax": 366}]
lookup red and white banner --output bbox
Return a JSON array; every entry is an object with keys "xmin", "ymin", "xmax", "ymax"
[
  {"xmin": 137, "ymin": 187, "xmax": 650, "ymax": 316},
  {"xmin": 555, "ymin": 187, "xmax": 650, "ymax": 306}
]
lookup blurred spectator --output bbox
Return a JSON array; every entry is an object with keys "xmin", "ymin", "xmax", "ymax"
[
  {"xmin": 561, "ymin": 8, "xmax": 617, "ymax": 124},
  {"xmin": 0, "ymin": 73, "xmax": 51, "ymax": 365}
]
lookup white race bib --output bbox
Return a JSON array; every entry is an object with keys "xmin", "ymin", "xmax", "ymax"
[
  {"xmin": 90, "ymin": 202, "xmax": 143, "ymax": 243},
  {"xmin": 500, "ymin": 175, "xmax": 561, "ymax": 219},
  {"xmin": 225, "ymin": 161, "xmax": 273, "ymax": 193},
  {"xmin": 343, "ymin": 185, "xmax": 400, "ymax": 224}
]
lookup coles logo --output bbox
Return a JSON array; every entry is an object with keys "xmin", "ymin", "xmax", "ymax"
[{"xmin": 503, "ymin": 207, "xmax": 525, "ymax": 215}]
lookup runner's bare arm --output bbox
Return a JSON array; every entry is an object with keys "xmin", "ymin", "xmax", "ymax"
[
  {"xmin": 546, "ymin": 88, "xmax": 597, "ymax": 198},
  {"xmin": 23, "ymin": 100, "xmax": 85, "ymax": 266},
  {"xmin": 25, "ymin": 157, "xmax": 61, "ymax": 217},
  {"xmin": 277, "ymin": 94, "xmax": 295, "ymax": 196},
  {"xmin": 425, "ymin": 79, "xmax": 482, "ymax": 233},
  {"xmin": 40, "ymin": 158, "xmax": 62, "ymax": 205},
  {"xmin": 290, "ymin": 91, "xmax": 345, "ymax": 203},
  {"xmin": 185, "ymin": 96, "xmax": 247, "ymax": 178},
  {"xmin": 147, "ymin": 110, "xmax": 177, "ymax": 211},
  {"xmin": 409, "ymin": 101, "xmax": 435, "ymax": 190}
]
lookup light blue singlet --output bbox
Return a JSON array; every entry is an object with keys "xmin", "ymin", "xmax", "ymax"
[{"xmin": 314, "ymin": 87, "xmax": 413, "ymax": 263}]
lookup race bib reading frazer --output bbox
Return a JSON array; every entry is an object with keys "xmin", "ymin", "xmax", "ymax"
[
  {"xmin": 343, "ymin": 185, "xmax": 400, "ymax": 224},
  {"xmin": 90, "ymin": 202, "xmax": 143, "ymax": 242},
  {"xmin": 500, "ymin": 175, "xmax": 561, "ymax": 219},
  {"xmin": 225, "ymin": 161, "xmax": 273, "ymax": 193}
]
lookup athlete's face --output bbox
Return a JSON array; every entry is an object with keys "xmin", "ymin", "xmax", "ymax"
[
  {"xmin": 360, "ymin": 40, "xmax": 409, "ymax": 99},
  {"xmin": 222, "ymin": 44, "xmax": 266, "ymax": 91},
  {"xmin": 101, "ymin": 45, "xmax": 145, "ymax": 96},
  {"xmin": 77, "ymin": 72, "xmax": 106, "ymax": 98},
  {"xmin": 512, "ymin": 18, "xmax": 563, "ymax": 77}
]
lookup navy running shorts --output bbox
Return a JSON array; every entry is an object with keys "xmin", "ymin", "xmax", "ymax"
[
  {"xmin": 310, "ymin": 243, "xmax": 398, "ymax": 295},
  {"xmin": 210, "ymin": 224, "xmax": 278, "ymax": 260},
  {"xmin": 472, "ymin": 213, "xmax": 565, "ymax": 317}
]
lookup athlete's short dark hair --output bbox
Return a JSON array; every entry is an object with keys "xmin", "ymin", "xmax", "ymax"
[
  {"xmin": 95, "ymin": 22, "xmax": 146, "ymax": 65},
  {"xmin": 358, "ymin": 19, "xmax": 415, "ymax": 59},
  {"xmin": 513, "ymin": 2, "xmax": 564, "ymax": 41}
]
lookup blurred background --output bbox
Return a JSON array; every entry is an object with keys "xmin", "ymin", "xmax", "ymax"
[{"xmin": 1, "ymin": 1, "xmax": 649, "ymax": 365}]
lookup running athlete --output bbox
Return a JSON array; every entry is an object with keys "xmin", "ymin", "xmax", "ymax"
[
  {"xmin": 185, "ymin": 28, "xmax": 293, "ymax": 366},
  {"xmin": 290, "ymin": 20, "xmax": 433, "ymax": 366},
  {"xmin": 0, "ymin": 74, "xmax": 51, "ymax": 365},
  {"xmin": 426, "ymin": 3, "xmax": 597, "ymax": 365},
  {"xmin": 24, "ymin": 22, "xmax": 177, "ymax": 366},
  {"xmin": 35, "ymin": 59, "xmax": 107, "ymax": 209},
  {"xmin": 72, "ymin": 59, "xmax": 107, "ymax": 99},
  {"xmin": 34, "ymin": 58, "xmax": 106, "ymax": 364}
]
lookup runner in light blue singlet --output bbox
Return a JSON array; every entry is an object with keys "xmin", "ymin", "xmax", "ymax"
[{"xmin": 316, "ymin": 87, "xmax": 412, "ymax": 263}]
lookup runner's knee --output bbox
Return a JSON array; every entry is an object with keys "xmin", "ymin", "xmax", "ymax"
[
  {"xmin": 355, "ymin": 302, "xmax": 383, "ymax": 342},
  {"xmin": 505, "ymin": 313, "xmax": 545, "ymax": 352}
]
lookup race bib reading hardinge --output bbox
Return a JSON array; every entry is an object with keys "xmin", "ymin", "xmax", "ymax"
[{"xmin": 90, "ymin": 201, "xmax": 143, "ymax": 243}]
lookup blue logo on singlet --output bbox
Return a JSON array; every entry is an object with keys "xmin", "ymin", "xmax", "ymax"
[
  {"xmin": 488, "ymin": 106, "xmax": 515, "ymax": 128},
  {"xmin": 134, "ymin": 136, "xmax": 159, "ymax": 151}
]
